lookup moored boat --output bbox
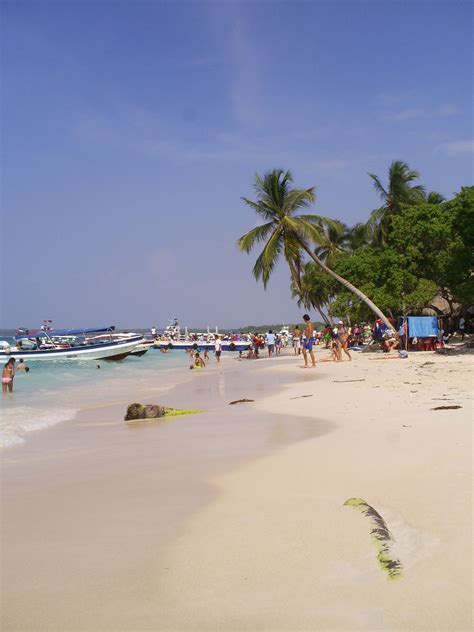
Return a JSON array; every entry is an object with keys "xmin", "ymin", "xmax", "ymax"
[
  {"xmin": 0, "ymin": 326, "xmax": 144, "ymax": 361},
  {"xmin": 153, "ymin": 318, "xmax": 251, "ymax": 352}
]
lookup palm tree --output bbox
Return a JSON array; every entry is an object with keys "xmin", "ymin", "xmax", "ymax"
[
  {"xmin": 237, "ymin": 169, "xmax": 393, "ymax": 329},
  {"xmin": 314, "ymin": 221, "xmax": 352, "ymax": 267},
  {"xmin": 291, "ymin": 262, "xmax": 336, "ymax": 325},
  {"xmin": 424, "ymin": 191, "xmax": 445, "ymax": 205},
  {"xmin": 368, "ymin": 160, "xmax": 425, "ymax": 244},
  {"xmin": 347, "ymin": 222, "xmax": 372, "ymax": 250}
]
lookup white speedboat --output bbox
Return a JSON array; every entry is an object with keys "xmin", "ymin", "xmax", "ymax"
[
  {"xmin": 85, "ymin": 332, "xmax": 154, "ymax": 357},
  {"xmin": 154, "ymin": 318, "xmax": 251, "ymax": 352},
  {"xmin": 0, "ymin": 326, "xmax": 144, "ymax": 361}
]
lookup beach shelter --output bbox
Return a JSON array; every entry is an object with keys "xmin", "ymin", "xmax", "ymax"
[{"xmin": 406, "ymin": 316, "xmax": 439, "ymax": 338}]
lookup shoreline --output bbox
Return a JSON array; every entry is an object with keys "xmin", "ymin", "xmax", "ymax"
[{"xmin": 2, "ymin": 348, "xmax": 472, "ymax": 630}]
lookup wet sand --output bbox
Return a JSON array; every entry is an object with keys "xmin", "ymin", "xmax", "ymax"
[{"xmin": 1, "ymin": 348, "xmax": 472, "ymax": 630}]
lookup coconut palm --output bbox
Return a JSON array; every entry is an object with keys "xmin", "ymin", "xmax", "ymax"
[
  {"xmin": 314, "ymin": 221, "xmax": 352, "ymax": 267},
  {"xmin": 238, "ymin": 169, "xmax": 393, "ymax": 328},
  {"xmin": 368, "ymin": 160, "xmax": 425, "ymax": 244},
  {"xmin": 347, "ymin": 222, "xmax": 372, "ymax": 250},
  {"xmin": 291, "ymin": 262, "xmax": 336, "ymax": 325},
  {"xmin": 424, "ymin": 191, "xmax": 445, "ymax": 205}
]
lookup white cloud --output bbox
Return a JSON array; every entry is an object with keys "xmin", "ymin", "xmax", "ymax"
[
  {"xmin": 383, "ymin": 108, "xmax": 426, "ymax": 121},
  {"xmin": 435, "ymin": 140, "xmax": 474, "ymax": 155},
  {"xmin": 381, "ymin": 103, "xmax": 462, "ymax": 122}
]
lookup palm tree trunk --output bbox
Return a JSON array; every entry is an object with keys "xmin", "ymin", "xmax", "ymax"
[
  {"xmin": 316, "ymin": 306, "xmax": 330, "ymax": 325},
  {"xmin": 300, "ymin": 243, "xmax": 393, "ymax": 330}
]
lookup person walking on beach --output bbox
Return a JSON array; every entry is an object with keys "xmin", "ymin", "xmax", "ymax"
[
  {"xmin": 301, "ymin": 315, "xmax": 316, "ymax": 368},
  {"xmin": 336, "ymin": 320, "xmax": 352, "ymax": 361},
  {"xmin": 293, "ymin": 326, "xmax": 301, "ymax": 355},
  {"xmin": 266, "ymin": 330, "xmax": 275, "ymax": 357},
  {"xmin": 2, "ymin": 358, "xmax": 16, "ymax": 393},
  {"xmin": 214, "ymin": 336, "xmax": 222, "ymax": 363}
]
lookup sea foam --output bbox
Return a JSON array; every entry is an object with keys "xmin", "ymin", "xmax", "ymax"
[{"xmin": 0, "ymin": 406, "xmax": 78, "ymax": 449}]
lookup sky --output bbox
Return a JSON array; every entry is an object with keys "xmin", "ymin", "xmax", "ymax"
[{"xmin": 1, "ymin": 0, "xmax": 472, "ymax": 329}]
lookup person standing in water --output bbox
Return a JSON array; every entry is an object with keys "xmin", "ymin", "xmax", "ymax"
[
  {"xmin": 214, "ymin": 336, "xmax": 222, "ymax": 363},
  {"xmin": 2, "ymin": 358, "xmax": 16, "ymax": 392},
  {"xmin": 16, "ymin": 358, "xmax": 27, "ymax": 372},
  {"xmin": 301, "ymin": 314, "xmax": 316, "ymax": 368}
]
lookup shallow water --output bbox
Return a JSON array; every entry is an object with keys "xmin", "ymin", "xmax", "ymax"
[{"xmin": 0, "ymin": 348, "xmax": 184, "ymax": 449}]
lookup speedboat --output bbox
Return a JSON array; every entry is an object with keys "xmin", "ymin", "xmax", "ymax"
[
  {"xmin": 0, "ymin": 326, "xmax": 144, "ymax": 361},
  {"xmin": 85, "ymin": 332, "xmax": 154, "ymax": 357},
  {"xmin": 153, "ymin": 318, "xmax": 251, "ymax": 352}
]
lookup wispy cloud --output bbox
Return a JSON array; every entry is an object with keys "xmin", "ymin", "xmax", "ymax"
[
  {"xmin": 227, "ymin": 17, "xmax": 263, "ymax": 128},
  {"xmin": 381, "ymin": 104, "xmax": 463, "ymax": 121},
  {"xmin": 435, "ymin": 139, "xmax": 474, "ymax": 155}
]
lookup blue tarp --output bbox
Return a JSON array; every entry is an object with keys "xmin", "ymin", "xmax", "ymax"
[
  {"xmin": 15, "ymin": 326, "xmax": 115, "ymax": 340},
  {"xmin": 407, "ymin": 317, "xmax": 438, "ymax": 338}
]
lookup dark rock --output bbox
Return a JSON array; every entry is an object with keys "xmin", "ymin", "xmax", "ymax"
[{"xmin": 125, "ymin": 403, "xmax": 168, "ymax": 421}]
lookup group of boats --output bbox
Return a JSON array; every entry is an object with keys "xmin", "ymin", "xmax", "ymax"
[
  {"xmin": 152, "ymin": 319, "xmax": 252, "ymax": 352},
  {"xmin": 0, "ymin": 319, "xmax": 252, "ymax": 362}
]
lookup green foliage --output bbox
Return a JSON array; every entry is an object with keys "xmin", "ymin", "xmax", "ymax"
[
  {"xmin": 368, "ymin": 160, "xmax": 426, "ymax": 245},
  {"xmin": 389, "ymin": 186, "xmax": 474, "ymax": 305},
  {"xmin": 319, "ymin": 187, "xmax": 473, "ymax": 321}
]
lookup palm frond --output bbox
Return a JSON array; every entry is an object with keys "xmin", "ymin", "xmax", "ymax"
[
  {"xmin": 282, "ymin": 188, "xmax": 316, "ymax": 214},
  {"xmin": 252, "ymin": 228, "xmax": 282, "ymax": 288},
  {"xmin": 240, "ymin": 197, "xmax": 278, "ymax": 221},
  {"xmin": 237, "ymin": 221, "xmax": 276, "ymax": 253},
  {"xmin": 368, "ymin": 172, "xmax": 388, "ymax": 200}
]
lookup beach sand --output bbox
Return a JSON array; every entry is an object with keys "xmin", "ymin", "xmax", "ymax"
[{"xmin": 1, "ymin": 348, "xmax": 472, "ymax": 631}]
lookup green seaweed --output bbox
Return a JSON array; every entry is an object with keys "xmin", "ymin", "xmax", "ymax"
[
  {"xmin": 163, "ymin": 408, "xmax": 203, "ymax": 417},
  {"xmin": 344, "ymin": 497, "xmax": 403, "ymax": 579}
]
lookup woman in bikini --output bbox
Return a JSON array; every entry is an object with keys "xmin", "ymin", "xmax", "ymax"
[
  {"xmin": 336, "ymin": 321, "xmax": 352, "ymax": 361},
  {"xmin": 2, "ymin": 358, "xmax": 16, "ymax": 393}
]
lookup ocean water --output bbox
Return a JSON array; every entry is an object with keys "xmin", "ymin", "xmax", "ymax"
[{"xmin": 0, "ymin": 346, "xmax": 184, "ymax": 449}]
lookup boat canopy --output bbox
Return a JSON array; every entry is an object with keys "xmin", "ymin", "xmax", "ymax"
[{"xmin": 15, "ymin": 326, "xmax": 115, "ymax": 340}]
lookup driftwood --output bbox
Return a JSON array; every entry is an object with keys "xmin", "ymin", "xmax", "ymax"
[
  {"xmin": 431, "ymin": 405, "xmax": 462, "ymax": 411},
  {"xmin": 290, "ymin": 394, "xmax": 314, "ymax": 400},
  {"xmin": 229, "ymin": 398, "xmax": 255, "ymax": 405},
  {"xmin": 333, "ymin": 379, "xmax": 366, "ymax": 383}
]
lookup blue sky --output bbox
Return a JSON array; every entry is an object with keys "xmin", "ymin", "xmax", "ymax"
[{"xmin": 1, "ymin": 0, "xmax": 472, "ymax": 329}]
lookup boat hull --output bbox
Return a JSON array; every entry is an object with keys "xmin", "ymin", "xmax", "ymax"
[
  {"xmin": 154, "ymin": 341, "xmax": 250, "ymax": 352},
  {"xmin": 0, "ymin": 337, "xmax": 144, "ymax": 361}
]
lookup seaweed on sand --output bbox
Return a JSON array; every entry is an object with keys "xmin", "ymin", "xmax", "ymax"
[{"xmin": 343, "ymin": 498, "xmax": 403, "ymax": 579}]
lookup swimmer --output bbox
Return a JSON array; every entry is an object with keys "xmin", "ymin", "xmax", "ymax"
[{"xmin": 2, "ymin": 358, "xmax": 16, "ymax": 393}]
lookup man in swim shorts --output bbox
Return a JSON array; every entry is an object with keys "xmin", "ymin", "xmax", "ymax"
[{"xmin": 302, "ymin": 314, "xmax": 316, "ymax": 368}]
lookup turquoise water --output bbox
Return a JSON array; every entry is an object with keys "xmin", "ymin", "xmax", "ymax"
[{"xmin": 0, "ymin": 347, "xmax": 185, "ymax": 449}]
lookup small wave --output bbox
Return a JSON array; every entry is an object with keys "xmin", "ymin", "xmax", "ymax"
[{"xmin": 0, "ymin": 406, "xmax": 78, "ymax": 449}]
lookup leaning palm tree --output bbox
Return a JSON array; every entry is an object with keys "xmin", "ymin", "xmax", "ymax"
[
  {"xmin": 237, "ymin": 169, "xmax": 392, "ymax": 329},
  {"xmin": 368, "ymin": 160, "xmax": 425, "ymax": 244}
]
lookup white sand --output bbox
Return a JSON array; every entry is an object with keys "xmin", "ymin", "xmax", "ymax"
[{"xmin": 2, "ymin": 348, "xmax": 472, "ymax": 630}]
